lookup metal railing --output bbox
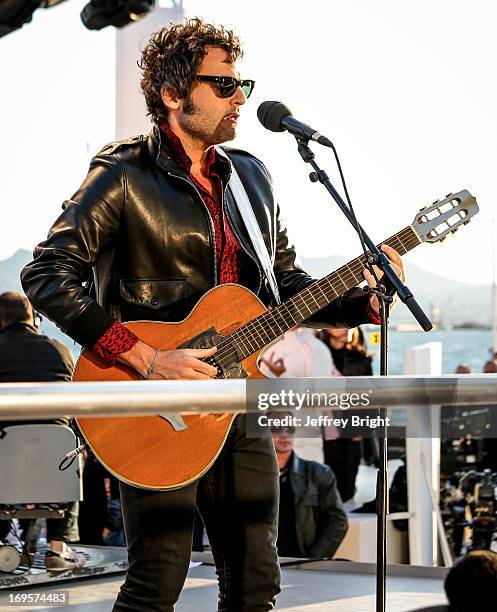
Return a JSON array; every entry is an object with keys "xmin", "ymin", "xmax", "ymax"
[{"xmin": 0, "ymin": 374, "xmax": 496, "ymax": 419}]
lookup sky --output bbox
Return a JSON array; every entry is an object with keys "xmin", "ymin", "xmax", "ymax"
[{"xmin": 0, "ymin": 0, "xmax": 495, "ymax": 287}]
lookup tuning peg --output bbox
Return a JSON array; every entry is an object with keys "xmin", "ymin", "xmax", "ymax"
[
  {"xmin": 451, "ymin": 228, "xmax": 458, "ymax": 234},
  {"xmin": 463, "ymin": 220, "xmax": 471, "ymax": 225}
]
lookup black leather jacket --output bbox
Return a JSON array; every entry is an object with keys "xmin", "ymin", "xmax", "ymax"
[
  {"xmin": 21, "ymin": 127, "xmax": 372, "ymax": 348},
  {"xmin": 288, "ymin": 453, "xmax": 348, "ymax": 558}
]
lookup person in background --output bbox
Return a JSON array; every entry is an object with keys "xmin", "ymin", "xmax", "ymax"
[
  {"xmin": 443, "ymin": 550, "xmax": 497, "ymax": 611},
  {"xmin": 270, "ymin": 412, "xmax": 348, "ymax": 559},
  {"xmin": 259, "ymin": 326, "xmax": 337, "ymax": 464},
  {"xmin": 481, "ymin": 359, "xmax": 497, "ymax": 470},
  {"xmin": 259, "ymin": 326, "xmax": 333, "ymax": 378},
  {"xmin": 317, "ymin": 327, "xmax": 374, "ymax": 502},
  {"xmin": 483, "ymin": 360, "xmax": 497, "ymax": 374},
  {"xmin": 455, "ymin": 363, "xmax": 473, "ymax": 374},
  {"xmin": 0, "ymin": 291, "xmax": 85, "ymax": 570},
  {"xmin": 78, "ymin": 454, "xmax": 123, "ymax": 547}
]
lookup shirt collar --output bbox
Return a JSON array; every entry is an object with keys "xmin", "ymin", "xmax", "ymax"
[{"xmin": 159, "ymin": 121, "xmax": 218, "ymax": 176}]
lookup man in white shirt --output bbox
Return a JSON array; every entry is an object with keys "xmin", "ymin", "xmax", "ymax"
[
  {"xmin": 259, "ymin": 327, "xmax": 334, "ymax": 378},
  {"xmin": 259, "ymin": 327, "xmax": 339, "ymax": 462}
]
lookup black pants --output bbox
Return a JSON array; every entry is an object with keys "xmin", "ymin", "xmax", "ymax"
[
  {"xmin": 113, "ymin": 415, "xmax": 281, "ymax": 612},
  {"xmin": 78, "ymin": 454, "xmax": 120, "ymax": 545},
  {"xmin": 323, "ymin": 438, "xmax": 361, "ymax": 503}
]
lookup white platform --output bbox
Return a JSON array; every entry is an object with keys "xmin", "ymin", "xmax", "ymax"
[{"xmin": 0, "ymin": 560, "xmax": 448, "ymax": 612}]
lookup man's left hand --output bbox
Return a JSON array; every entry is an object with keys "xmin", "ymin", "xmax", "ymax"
[{"xmin": 363, "ymin": 244, "xmax": 405, "ymax": 315}]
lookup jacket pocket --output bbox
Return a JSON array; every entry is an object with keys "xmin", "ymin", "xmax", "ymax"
[{"xmin": 119, "ymin": 278, "xmax": 188, "ymax": 309}]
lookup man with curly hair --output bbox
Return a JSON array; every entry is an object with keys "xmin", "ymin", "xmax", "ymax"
[{"xmin": 22, "ymin": 17, "xmax": 404, "ymax": 611}]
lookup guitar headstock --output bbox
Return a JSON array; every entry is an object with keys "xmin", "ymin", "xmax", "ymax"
[{"xmin": 411, "ymin": 190, "xmax": 479, "ymax": 244}]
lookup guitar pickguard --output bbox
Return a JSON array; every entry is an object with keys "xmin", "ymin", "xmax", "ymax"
[{"xmin": 177, "ymin": 326, "xmax": 248, "ymax": 379}]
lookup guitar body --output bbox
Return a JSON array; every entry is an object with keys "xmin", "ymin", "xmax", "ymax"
[{"xmin": 74, "ymin": 284, "xmax": 269, "ymax": 491}]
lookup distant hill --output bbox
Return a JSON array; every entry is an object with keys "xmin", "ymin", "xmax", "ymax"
[
  {"xmin": 300, "ymin": 255, "xmax": 490, "ymax": 325},
  {"xmin": 0, "ymin": 249, "xmax": 31, "ymax": 293},
  {"xmin": 0, "ymin": 249, "xmax": 491, "ymax": 334}
]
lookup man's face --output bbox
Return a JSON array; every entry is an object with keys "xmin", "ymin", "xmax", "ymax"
[
  {"xmin": 271, "ymin": 427, "xmax": 295, "ymax": 454},
  {"xmin": 327, "ymin": 328, "xmax": 352, "ymax": 346},
  {"xmin": 176, "ymin": 46, "xmax": 247, "ymax": 147}
]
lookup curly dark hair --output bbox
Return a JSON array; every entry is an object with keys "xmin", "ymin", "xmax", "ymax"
[{"xmin": 138, "ymin": 18, "xmax": 243, "ymax": 126}]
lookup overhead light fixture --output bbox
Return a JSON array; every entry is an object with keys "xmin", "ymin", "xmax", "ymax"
[
  {"xmin": 80, "ymin": 0, "xmax": 154, "ymax": 31},
  {"xmin": 0, "ymin": 0, "xmax": 67, "ymax": 39}
]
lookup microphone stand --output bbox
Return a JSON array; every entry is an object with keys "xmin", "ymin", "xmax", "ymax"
[{"xmin": 293, "ymin": 137, "xmax": 432, "ymax": 612}]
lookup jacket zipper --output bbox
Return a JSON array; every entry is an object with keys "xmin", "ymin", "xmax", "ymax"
[
  {"xmin": 167, "ymin": 172, "xmax": 218, "ymax": 286},
  {"xmin": 223, "ymin": 182, "xmax": 263, "ymax": 294}
]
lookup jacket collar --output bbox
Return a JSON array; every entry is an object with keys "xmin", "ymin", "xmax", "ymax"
[
  {"xmin": 287, "ymin": 451, "xmax": 307, "ymax": 502},
  {"xmin": 289, "ymin": 451, "xmax": 304, "ymax": 476},
  {"xmin": 0, "ymin": 322, "xmax": 38, "ymax": 336}
]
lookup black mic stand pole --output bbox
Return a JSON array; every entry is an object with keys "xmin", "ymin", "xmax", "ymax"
[{"xmin": 293, "ymin": 137, "xmax": 432, "ymax": 612}]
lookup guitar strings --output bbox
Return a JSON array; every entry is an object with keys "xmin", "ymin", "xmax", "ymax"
[
  {"xmin": 203, "ymin": 227, "xmax": 419, "ymax": 369},
  {"xmin": 206, "ymin": 228, "xmax": 419, "ymax": 368},
  {"xmin": 209, "ymin": 230, "xmax": 419, "ymax": 368},
  {"xmin": 226, "ymin": 228, "xmax": 417, "ymax": 354}
]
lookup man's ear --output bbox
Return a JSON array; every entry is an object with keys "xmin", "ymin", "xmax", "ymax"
[{"xmin": 161, "ymin": 87, "xmax": 181, "ymax": 112}]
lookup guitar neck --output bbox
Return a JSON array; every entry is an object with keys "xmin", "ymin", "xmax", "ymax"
[{"xmin": 226, "ymin": 225, "xmax": 421, "ymax": 361}]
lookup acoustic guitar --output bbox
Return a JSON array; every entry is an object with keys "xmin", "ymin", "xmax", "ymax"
[{"xmin": 74, "ymin": 190, "xmax": 478, "ymax": 490}]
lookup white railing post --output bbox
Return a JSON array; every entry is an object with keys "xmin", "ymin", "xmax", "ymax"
[
  {"xmin": 404, "ymin": 342, "xmax": 443, "ymax": 566},
  {"xmin": 115, "ymin": 2, "xmax": 184, "ymax": 139}
]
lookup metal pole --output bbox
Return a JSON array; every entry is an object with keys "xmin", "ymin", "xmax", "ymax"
[
  {"xmin": 0, "ymin": 376, "xmax": 496, "ymax": 419},
  {"xmin": 376, "ymin": 296, "xmax": 390, "ymax": 612}
]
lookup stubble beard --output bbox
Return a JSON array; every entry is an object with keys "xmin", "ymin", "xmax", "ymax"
[{"xmin": 180, "ymin": 97, "xmax": 236, "ymax": 147}]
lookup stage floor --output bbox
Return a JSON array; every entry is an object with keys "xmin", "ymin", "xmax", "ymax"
[{"xmin": 0, "ymin": 561, "xmax": 448, "ymax": 611}]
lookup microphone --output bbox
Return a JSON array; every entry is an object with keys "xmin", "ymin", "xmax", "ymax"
[{"xmin": 257, "ymin": 101, "xmax": 333, "ymax": 148}]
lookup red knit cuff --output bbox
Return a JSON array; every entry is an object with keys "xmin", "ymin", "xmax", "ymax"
[
  {"xmin": 92, "ymin": 321, "xmax": 139, "ymax": 366},
  {"xmin": 366, "ymin": 298, "xmax": 382, "ymax": 325}
]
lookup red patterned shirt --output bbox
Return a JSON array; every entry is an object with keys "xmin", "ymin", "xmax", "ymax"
[{"xmin": 160, "ymin": 123, "xmax": 243, "ymax": 284}]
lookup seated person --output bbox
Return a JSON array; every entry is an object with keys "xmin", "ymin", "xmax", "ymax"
[
  {"xmin": 270, "ymin": 411, "xmax": 348, "ymax": 558},
  {"xmin": 444, "ymin": 549, "xmax": 497, "ymax": 611},
  {"xmin": 0, "ymin": 291, "xmax": 84, "ymax": 570}
]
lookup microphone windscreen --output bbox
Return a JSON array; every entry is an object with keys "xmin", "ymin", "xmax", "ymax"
[{"xmin": 257, "ymin": 101, "xmax": 293, "ymax": 133}]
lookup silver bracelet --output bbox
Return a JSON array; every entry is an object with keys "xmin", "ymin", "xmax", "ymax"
[{"xmin": 145, "ymin": 348, "xmax": 160, "ymax": 379}]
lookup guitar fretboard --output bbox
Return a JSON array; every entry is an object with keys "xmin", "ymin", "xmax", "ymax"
[{"xmin": 213, "ymin": 226, "xmax": 420, "ymax": 367}]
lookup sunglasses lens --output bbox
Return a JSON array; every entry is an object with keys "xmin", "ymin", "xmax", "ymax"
[
  {"xmin": 219, "ymin": 78, "xmax": 254, "ymax": 98},
  {"xmin": 220, "ymin": 78, "xmax": 237, "ymax": 98},
  {"xmin": 270, "ymin": 426, "xmax": 295, "ymax": 435},
  {"xmin": 241, "ymin": 81, "xmax": 254, "ymax": 98}
]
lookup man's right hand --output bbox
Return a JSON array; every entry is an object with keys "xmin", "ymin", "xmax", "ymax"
[{"xmin": 117, "ymin": 340, "xmax": 218, "ymax": 380}]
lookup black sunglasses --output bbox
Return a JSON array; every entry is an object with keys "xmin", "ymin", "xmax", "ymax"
[
  {"xmin": 270, "ymin": 426, "xmax": 296, "ymax": 435},
  {"xmin": 196, "ymin": 75, "xmax": 255, "ymax": 99}
]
